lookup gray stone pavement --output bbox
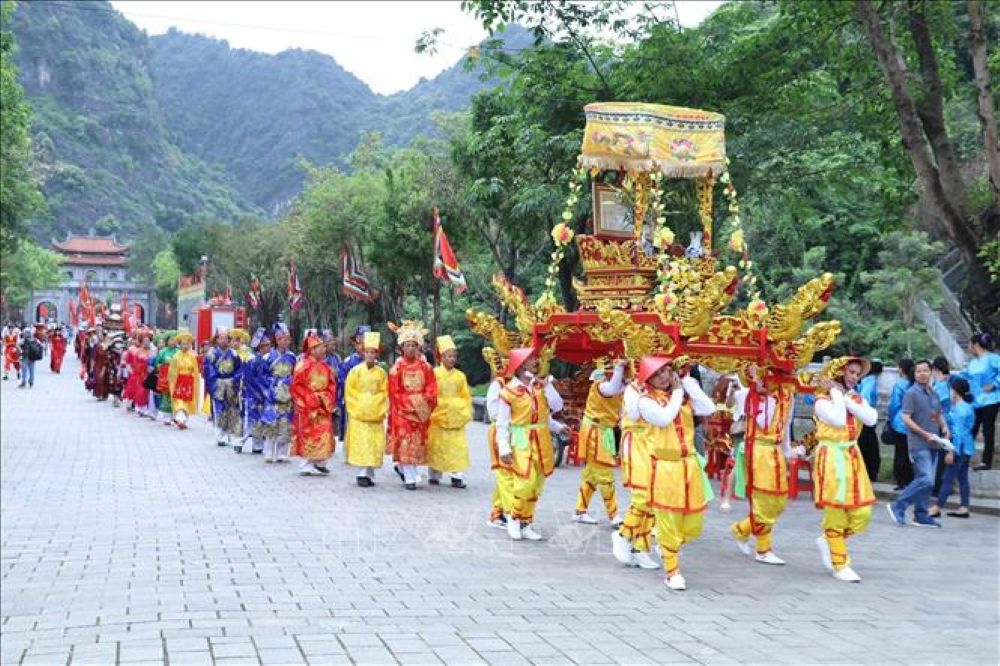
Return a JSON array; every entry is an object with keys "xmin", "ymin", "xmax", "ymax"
[{"xmin": 1, "ymin": 356, "xmax": 998, "ymax": 666}]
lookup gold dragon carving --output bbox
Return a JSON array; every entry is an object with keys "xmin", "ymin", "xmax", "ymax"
[{"xmin": 765, "ymin": 273, "xmax": 836, "ymax": 342}]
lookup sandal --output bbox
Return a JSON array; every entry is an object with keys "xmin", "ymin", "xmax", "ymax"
[{"xmin": 946, "ymin": 511, "xmax": 970, "ymax": 518}]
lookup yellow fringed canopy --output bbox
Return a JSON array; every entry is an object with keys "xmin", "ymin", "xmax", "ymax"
[{"xmin": 580, "ymin": 102, "xmax": 726, "ymax": 178}]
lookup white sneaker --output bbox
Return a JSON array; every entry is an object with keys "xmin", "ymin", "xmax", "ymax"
[
  {"xmin": 572, "ymin": 513, "xmax": 598, "ymax": 525},
  {"xmin": 719, "ymin": 500, "xmax": 732, "ymax": 513},
  {"xmin": 487, "ymin": 517, "xmax": 507, "ymax": 530},
  {"xmin": 832, "ymin": 565, "xmax": 861, "ymax": 583},
  {"xmin": 755, "ymin": 551, "xmax": 786, "ymax": 565},
  {"xmin": 521, "ymin": 525, "xmax": 543, "ymax": 541},
  {"xmin": 611, "ymin": 532, "xmax": 633, "ymax": 565},
  {"xmin": 815, "ymin": 536, "xmax": 833, "ymax": 572},
  {"xmin": 665, "ymin": 573, "xmax": 687, "ymax": 591},
  {"xmin": 506, "ymin": 516, "xmax": 523, "ymax": 541},
  {"xmin": 632, "ymin": 550, "xmax": 660, "ymax": 570},
  {"xmin": 734, "ymin": 538, "xmax": 753, "ymax": 557},
  {"xmin": 610, "ymin": 514, "xmax": 623, "ymax": 528},
  {"xmin": 298, "ymin": 461, "xmax": 314, "ymax": 476}
]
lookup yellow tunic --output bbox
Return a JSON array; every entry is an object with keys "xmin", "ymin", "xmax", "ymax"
[
  {"xmin": 646, "ymin": 391, "xmax": 707, "ymax": 514},
  {"xmin": 498, "ymin": 383, "xmax": 554, "ymax": 479},
  {"xmin": 428, "ymin": 366, "xmax": 472, "ymax": 473},
  {"xmin": 620, "ymin": 408, "xmax": 650, "ymax": 490},
  {"xmin": 167, "ymin": 349, "xmax": 200, "ymax": 415},
  {"xmin": 746, "ymin": 387, "xmax": 794, "ymax": 495},
  {"xmin": 813, "ymin": 394, "xmax": 875, "ymax": 509},
  {"xmin": 345, "ymin": 363, "xmax": 389, "ymax": 467},
  {"xmin": 578, "ymin": 382, "xmax": 623, "ymax": 467}
]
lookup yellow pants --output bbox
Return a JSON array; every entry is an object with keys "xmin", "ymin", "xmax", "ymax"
[
  {"xmin": 489, "ymin": 471, "xmax": 515, "ymax": 522},
  {"xmin": 575, "ymin": 462, "xmax": 618, "ymax": 519},
  {"xmin": 730, "ymin": 492, "xmax": 788, "ymax": 554},
  {"xmin": 505, "ymin": 460, "xmax": 546, "ymax": 524},
  {"xmin": 654, "ymin": 509, "xmax": 705, "ymax": 576},
  {"xmin": 822, "ymin": 506, "xmax": 872, "ymax": 570},
  {"xmin": 618, "ymin": 488, "xmax": 655, "ymax": 552}
]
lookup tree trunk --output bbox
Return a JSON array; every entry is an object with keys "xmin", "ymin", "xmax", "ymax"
[
  {"xmin": 432, "ymin": 278, "xmax": 441, "ymax": 340},
  {"xmin": 855, "ymin": 0, "xmax": 981, "ymax": 266},
  {"xmin": 907, "ymin": 0, "xmax": 968, "ymax": 219},
  {"xmin": 968, "ymin": 0, "xmax": 1000, "ymax": 206}
]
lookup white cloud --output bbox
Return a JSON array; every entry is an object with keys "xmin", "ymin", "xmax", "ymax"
[{"xmin": 110, "ymin": 1, "xmax": 722, "ymax": 95}]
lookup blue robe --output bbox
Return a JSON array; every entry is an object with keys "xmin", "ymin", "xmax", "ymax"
[
  {"xmin": 262, "ymin": 349, "xmax": 297, "ymax": 440},
  {"xmin": 242, "ymin": 352, "xmax": 268, "ymax": 442},
  {"xmin": 204, "ymin": 347, "xmax": 243, "ymax": 435}
]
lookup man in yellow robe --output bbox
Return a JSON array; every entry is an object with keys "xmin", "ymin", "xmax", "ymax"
[
  {"xmin": 345, "ymin": 332, "xmax": 389, "ymax": 487},
  {"xmin": 574, "ymin": 359, "xmax": 626, "ymax": 525},
  {"xmin": 428, "ymin": 335, "xmax": 473, "ymax": 488},
  {"xmin": 813, "ymin": 357, "xmax": 878, "ymax": 583}
]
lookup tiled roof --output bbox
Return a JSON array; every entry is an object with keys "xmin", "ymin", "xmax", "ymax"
[
  {"xmin": 62, "ymin": 256, "xmax": 128, "ymax": 266},
  {"xmin": 52, "ymin": 234, "xmax": 129, "ymax": 255}
]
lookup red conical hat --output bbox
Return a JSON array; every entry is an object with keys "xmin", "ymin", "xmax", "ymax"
[
  {"xmin": 637, "ymin": 356, "xmax": 672, "ymax": 384},
  {"xmin": 505, "ymin": 347, "xmax": 536, "ymax": 378}
]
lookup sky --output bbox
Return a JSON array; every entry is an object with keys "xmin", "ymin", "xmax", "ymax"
[{"xmin": 111, "ymin": 1, "xmax": 723, "ymax": 95}]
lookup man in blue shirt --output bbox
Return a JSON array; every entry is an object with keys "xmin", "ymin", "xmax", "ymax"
[
  {"xmin": 855, "ymin": 359, "xmax": 883, "ymax": 482},
  {"xmin": 888, "ymin": 360, "xmax": 951, "ymax": 528}
]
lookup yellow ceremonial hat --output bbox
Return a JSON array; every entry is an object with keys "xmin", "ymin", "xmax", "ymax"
[
  {"xmin": 363, "ymin": 331, "xmax": 381, "ymax": 350},
  {"xmin": 436, "ymin": 335, "xmax": 456, "ymax": 354}
]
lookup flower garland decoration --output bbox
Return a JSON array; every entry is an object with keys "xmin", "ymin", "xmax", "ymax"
[
  {"xmin": 719, "ymin": 164, "xmax": 763, "ymax": 304},
  {"xmin": 538, "ymin": 166, "xmax": 588, "ymax": 309}
]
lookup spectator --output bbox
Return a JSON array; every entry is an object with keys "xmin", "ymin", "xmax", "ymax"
[
  {"xmin": 887, "ymin": 360, "xmax": 950, "ymax": 528},
  {"xmin": 18, "ymin": 327, "xmax": 43, "ymax": 389},
  {"xmin": 963, "ymin": 333, "xmax": 999, "ymax": 471},
  {"xmin": 856, "ymin": 359, "xmax": 883, "ymax": 482},
  {"xmin": 929, "ymin": 378, "xmax": 976, "ymax": 519},
  {"xmin": 888, "ymin": 359, "xmax": 915, "ymax": 489},
  {"xmin": 931, "ymin": 356, "xmax": 952, "ymax": 495}
]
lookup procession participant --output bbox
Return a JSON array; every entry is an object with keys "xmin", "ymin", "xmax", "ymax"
[
  {"xmin": 262, "ymin": 323, "xmax": 296, "ymax": 463},
  {"xmin": 573, "ymin": 358, "xmax": 627, "ymax": 526},
  {"xmin": 612, "ymin": 367, "xmax": 660, "ymax": 569},
  {"xmin": 204, "ymin": 329, "xmax": 243, "ymax": 447},
  {"xmin": 387, "ymin": 321, "xmax": 438, "ymax": 490},
  {"xmin": 427, "ymin": 335, "xmax": 473, "ymax": 488},
  {"xmin": 729, "ymin": 367, "xmax": 801, "ymax": 565},
  {"xmin": 236, "ymin": 328, "xmax": 269, "ymax": 454},
  {"xmin": 485, "ymin": 361, "xmax": 511, "ymax": 528},
  {"xmin": 154, "ymin": 332, "xmax": 178, "ymax": 425},
  {"xmin": 105, "ymin": 333, "xmax": 127, "ymax": 406},
  {"xmin": 344, "ymin": 331, "xmax": 389, "ymax": 487},
  {"xmin": 143, "ymin": 334, "xmax": 161, "ymax": 419},
  {"xmin": 49, "ymin": 326, "xmax": 67, "ymax": 374},
  {"xmin": 123, "ymin": 330, "xmax": 154, "ymax": 417},
  {"xmin": 291, "ymin": 333, "xmax": 337, "ymax": 476},
  {"xmin": 74, "ymin": 324, "xmax": 87, "ymax": 360},
  {"xmin": 495, "ymin": 346, "xmax": 565, "ymax": 541},
  {"xmin": 229, "ymin": 328, "xmax": 253, "ymax": 450},
  {"xmin": 337, "ymin": 325, "xmax": 370, "ymax": 442},
  {"xmin": 634, "ymin": 356, "xmax": 716, "ymax": 590},
  {"xmin": 323, "ymin": 330, "xmax": 342, "ymax": 441},
  {"xmin": 3, "ymin": 323, "xmax": 21, "ymax": 381},
  {"xmin": 168, "ymin": 332, "xmax": 200, "ymax": 430},
  {"xmin": 85, "ymin": 330, "xmax": 104, "ymax": 395},
  {"xmin": 811, "ymin": 356, "xmax": 878, "ymax": 583}
]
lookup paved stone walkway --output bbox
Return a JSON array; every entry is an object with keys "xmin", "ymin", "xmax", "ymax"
[{"xmin": 2, "ymin": 356, "xmax": 997, "ymax": 665}]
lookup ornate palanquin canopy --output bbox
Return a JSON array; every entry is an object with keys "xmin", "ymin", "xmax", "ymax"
[
  {"xmin": 468, "ymin": 102, "xmax": 840, "ymax": 385},
  {"xmin": 580, "ymin": 103, "xmax": 726, "ymax": 179}
]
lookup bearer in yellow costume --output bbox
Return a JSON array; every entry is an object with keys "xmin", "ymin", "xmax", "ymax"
[
  {"xmin": 495, "ymin": 347, "xmax": 565, "ymax": 541},
  {"xmin": 485, "ymin": 367, "xmax": 512, "ymax": 529},
  {"xmin": 612, "ymin": 370, "xmax": 658, "ymax": 570},
  {"xmin": 812, "ymin": 356, "xmax": 878, "ymax": 583},
  {"xmin": 573, "ymin": 359, "xmax": 627, "ymax": 526},
  {"xmin": 729, "ymin": 367, "xmax": 803, "ymax": 565},
  {"xmin": 345, "ymin": 332, "xmax": 389, "ymax": 488},
  {"xmin": 633, "ymin": 356, "xmax": 716, "ymax": 591},
  {"xmin": 428, "ymin": 335, "xmax": 473, "ymax": 488}
]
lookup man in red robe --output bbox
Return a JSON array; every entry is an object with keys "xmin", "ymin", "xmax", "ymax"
[
  {"xmin": 49, "ymin": 327, "xmax": 67, "ymax": 373},
  {"xmin": 387, "ymin": 320, "xmax": 438, "ymax": 490}
]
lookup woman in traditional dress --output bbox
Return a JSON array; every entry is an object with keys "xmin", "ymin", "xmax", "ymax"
[
  {"xmin": 49, "ymin": 327, "xmax": 67, "ymax": 374},
  {"xmin": 168, "ymin": 332, "xmax": 200, "ymax": 429}
]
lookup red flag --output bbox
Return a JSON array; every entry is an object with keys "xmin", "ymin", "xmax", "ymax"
[
  {"xmin": 134, "ymin": 303, "xmax": 142, "ymax": 327},
  {"xmin": 69, "ymin": 299, "xmax": 79, "ymax": 327},
  {"xmin": 288, "ymin": 263, "xmax": 305, "ymax": 311},
  {"xmin": 122, "ymin": 292, "xmax": 131, "ymax": 335},
  {"xmin": 432, "ymin": 207, "xmax": 467, "ymax": 294},
  {"xmin": 341, "ymin": 244, "xmax": 376, "ymax": 303}
]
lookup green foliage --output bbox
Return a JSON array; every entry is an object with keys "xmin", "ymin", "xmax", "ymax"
[
  {"xmin": 861, "ymin": 231, "xmax": 945, "ymax": 357},
  {"xmin": 151, "ymin": 249, "xmax": 180, "ymax": 304},
  {"xmin": 0, "ymin": 240, "xmax": 62, "ymax": 310},
  {"xmin": 0, "ymin": 0, "xmax": 45, "ymax": 249}
]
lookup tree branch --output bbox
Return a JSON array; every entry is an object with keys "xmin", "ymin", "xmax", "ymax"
[{"xmin": 968, "ymin": 0, "xmax": 1000, "ymax": 210}]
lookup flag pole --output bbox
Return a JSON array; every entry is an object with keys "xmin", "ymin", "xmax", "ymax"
[{"xmin": 431, "ymin": 207, "xmax": 441, "ymax": 341}]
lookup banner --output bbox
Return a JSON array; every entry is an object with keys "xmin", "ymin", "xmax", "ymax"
[
  {"xmin": 288, "ymin": 263, "xmax": 305, "ymax": 311},
  {"xmin": 341, "ymin": 244, "xmax": 376, "ymax": 303},
  {"xmin": 247, "ymin": 275, "xmax": 262, "ymax": 310},
  {"xmin": 432, "ymin": 207, "xmax": 467, "ymax": 294}
]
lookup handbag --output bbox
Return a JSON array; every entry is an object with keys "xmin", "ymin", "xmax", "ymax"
[{"xmin": 143, "ymin": 370, "xmax": 158, "ymax": 391}]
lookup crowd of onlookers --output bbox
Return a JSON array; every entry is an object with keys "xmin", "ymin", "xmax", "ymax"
[{"xmin": 1, "ymin": 321, "xmax": 69, "ymax": 388}]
